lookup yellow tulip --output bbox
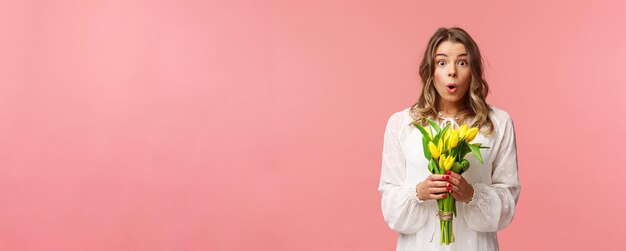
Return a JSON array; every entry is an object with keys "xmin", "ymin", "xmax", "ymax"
[
  {"xmin": 439, "ymin": 154, "xmax": 445, "ymax": 170},
  {"xmin": 447, "ymin": 131, "xmax": 459, "ymax": 151},
  {"xmin": 465, "ymin": 127, "xmax": 479, "ymax": 142},
  {"xmin": 458, "ymin": 124, "xmax": 468, "ymax": 139},
  {"xmin": 446, "ymin": 155, "xmax": 455, "ymax": 171},
  {"xmin": 437, "ymin": 138, "xmax": 444, "ymax": 156},
  {"xmin": 440, "ymin": 154, "xmax": 455, "ymax": 171},
  {"xmin": 448, "ymin": 127, "xmax": 457, "ymax": 135},
  {"xmin": 428, "ymin": 141, "xmax": 440, "ymax": 159},
  {"xmin": 444, "ymin": 129, "xmax": 451, "ymax": 142}
]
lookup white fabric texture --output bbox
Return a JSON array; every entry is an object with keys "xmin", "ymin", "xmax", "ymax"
[{"xmin": 378, "ymin": 106, "xmax": 520, "ymax": 251}]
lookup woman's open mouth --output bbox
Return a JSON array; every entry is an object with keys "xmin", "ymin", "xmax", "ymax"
[{"xmin": 446, "ymin": 84, "xmax": 457, "ymax": 94}]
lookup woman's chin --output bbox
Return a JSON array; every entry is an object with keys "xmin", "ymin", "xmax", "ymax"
[{"xmin": 437, "ymin": 93, "xmax": 465, "ymax": 104}]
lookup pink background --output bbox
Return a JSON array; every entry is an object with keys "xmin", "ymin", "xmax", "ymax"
[{"xmin": 1, "ymin": 0, "xmax": 625, "ymax": 250}]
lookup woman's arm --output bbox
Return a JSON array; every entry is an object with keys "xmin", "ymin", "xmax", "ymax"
[
  {"xmin": 378, "ymin": 111, "xmax": 430, "ymax": 234},
  {"xmin": 461, "ymin": 114, "xmax": 521, "ymax": 232}
]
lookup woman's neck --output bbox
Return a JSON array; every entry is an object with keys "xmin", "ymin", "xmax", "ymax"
[{"xmin": 437, "ymin": 100, "xmax": 466, "ymax": 118}]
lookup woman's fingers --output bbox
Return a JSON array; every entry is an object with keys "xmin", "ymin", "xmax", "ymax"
[
  {"xmin": 448, "ymin": 182, "xmax": 460, "ymax": 191},
  {"xmin": 422, "ymin": 173, "xmax": 474, "ymax": 202},
  {"xmin": 427, "ymin": 178, "xmax": 452, "ymax": 198},
  {"xmin": 445, "ymin": 173, "xmax": 463, "ymax": 195},
  {"xmin": 430, "ymin": 180, "xmax": 448, "ymax": 187},
  {"xmin": 428, "ymin": 186, "xmax": 449, "ymax": 194},
  {"xmin": 429, "ymin": 174, "xmax": 450, "ymax": 181},
  {"xmin": 430, "ymin": 193, "xmax": 448, "ymax": 200},
  {"xmin": 446, "ymin": 173, "xmax": 462, "ymax": 186},
  {"xmin": 420, "ymin": 174, "xmax": 456, "ymax": 200}
]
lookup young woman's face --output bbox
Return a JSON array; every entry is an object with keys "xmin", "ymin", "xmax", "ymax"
[{"xmin": 433, "ymin": 40, "xmax": 471, "ymax": 106}]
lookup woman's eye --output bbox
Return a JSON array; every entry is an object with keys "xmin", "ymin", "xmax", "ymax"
[
  {"xmin": 437, "ymin": 61, "xmax": 446, "ymax": 66},
  {"xmin": 458, "ymin": 60, "xmax": 468, "ymax": 67}
]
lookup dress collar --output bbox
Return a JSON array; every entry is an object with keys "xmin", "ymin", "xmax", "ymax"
[{"xmin": 437, "ymin": 112, "xmax": 460, "ymax": 129}]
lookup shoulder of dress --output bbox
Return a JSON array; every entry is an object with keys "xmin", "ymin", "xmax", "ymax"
[
  {"xmin": 401, "ymin": 107, "xmax": 412, "ymax": 119},
  {"xmin": 488, "ymin": 105, "xmax": 515, "ymax": 134},
  {"xmin": 385, "ymin": 107, "xmax": 414, "ymax": 131},
  {"xmin": 388, "ymin": 107, "xmax": 411, "ymax": 121},
  {"xmin": 488, "ymin": 105, "xmax": 513, "ymax": 123}
]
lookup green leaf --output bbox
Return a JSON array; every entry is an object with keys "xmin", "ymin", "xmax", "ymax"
[
  {"xmin": 414, "ymin": 122, "xmax": 434, "ymax": 160},
  {"xmin": 468, "ymin": 143, "xmax": 484, "ymax": 164},
  {"xmin": 422, "ymin": 136, "xmax": 432, "ymax": 159},
  {"xmin": 441, "ymin": 124, "xmax": 450, "ymax": 134},
  {"xmin": 432, "ymin": 157, "xmax": 443, "ymax": 174},
  {"xmin": 450, "ymin": 148, "xmax": 458, "ymax": 159},
  {"xmin": 428, "ymin": 158, "xmax": 436, "ymax": 174},
  {"xmin": 432, "ymin": 124, "xmax": 449, "ymax": 145},
  {"xmin": 426, "ymin": 118, "xmax": 441, "ymax": 133},
  {"xmin": 413, "ymin": 122, "xmax": 431, "ymax": 141},
  {"xmin": 459, "ymin": 141, "xmax": 471, "ymax": 159},
  {"xmin": 440, "ymin": 124, "xmax": 450, "ymax": 138},
  {"xmin": 474, "ymin": 142, "xmax": 490, "ymax": 149},
  {"xmin": 440, "ymin": 124, "xmax": 450, "ymax": 149}
]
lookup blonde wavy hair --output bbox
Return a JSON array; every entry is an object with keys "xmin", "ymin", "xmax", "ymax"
[{"xmin": 410, "ymin": 27, "xmax": 494, "ymax": 135}]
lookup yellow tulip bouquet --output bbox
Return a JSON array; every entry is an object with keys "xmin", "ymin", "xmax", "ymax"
[{"xmin": 412, "ymin": 118, "xmax": 488, "ymax": 245}]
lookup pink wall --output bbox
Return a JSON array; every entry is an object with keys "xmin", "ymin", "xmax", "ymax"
[{"xmin": 1, "ymin": 0, "xmax": 625, "ymax": 250}]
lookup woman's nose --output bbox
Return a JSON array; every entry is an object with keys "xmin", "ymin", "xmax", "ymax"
[{"xmin": 448, "ymin": 68, "xmax": 456, "ymax": 77}]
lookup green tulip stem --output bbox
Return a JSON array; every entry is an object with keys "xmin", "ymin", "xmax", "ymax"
[{"xmin": 440, "ymin": 220, "xmax": 444, "ymax": 245}]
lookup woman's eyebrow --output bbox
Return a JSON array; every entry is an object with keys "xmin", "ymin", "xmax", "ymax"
[{"xmin": 435, "ymin": 53, "xmax": 468, "ymax": 57}]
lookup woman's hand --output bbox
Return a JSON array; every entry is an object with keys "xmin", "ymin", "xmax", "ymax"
[
  {"xmin": 446, "ymin": 171, "xmax": 474, "ymax": 203},
  {"xmin": 416, "ymin": 174, "xmax": 451, "ymax": 200}
]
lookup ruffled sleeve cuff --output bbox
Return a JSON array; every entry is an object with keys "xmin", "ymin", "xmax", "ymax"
[
  {"xmin": 463, "ymin": 183, "xmax": 503, "ymax": 232},
  {"xmin": 410, "ymin": 182, "xmax": 425, "ymax": 204}
]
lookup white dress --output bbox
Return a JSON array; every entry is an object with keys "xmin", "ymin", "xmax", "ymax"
[{"xmin": 378, "ymin": 106, "xmax": 520, "ymax": 251}]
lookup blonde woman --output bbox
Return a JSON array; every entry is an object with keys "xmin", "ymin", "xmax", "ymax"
[{"xmin": 378, "ymin": 27, "xmax": 520, "ymax": 250}]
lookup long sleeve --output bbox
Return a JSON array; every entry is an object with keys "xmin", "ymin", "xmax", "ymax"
[
  {"xmin": 461, "ymin": 114, "xmax": 521, "ymax": 232},
  {"xmin": 378, "ymin": 112, "xmax": 429, "ymax": 234}
]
